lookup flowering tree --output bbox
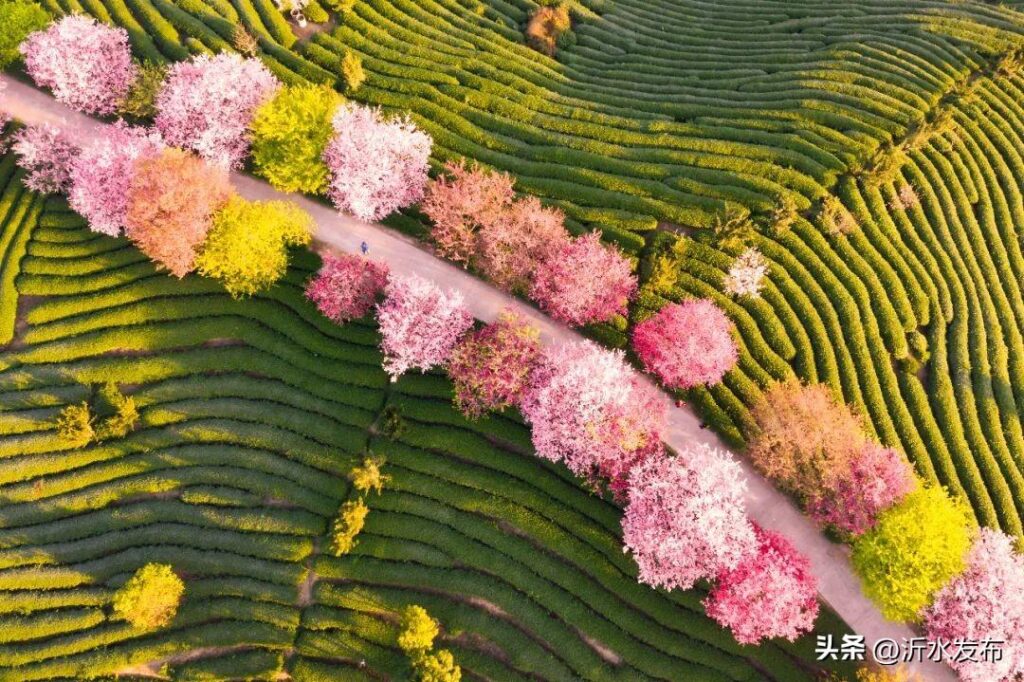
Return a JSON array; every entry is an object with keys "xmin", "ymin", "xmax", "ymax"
[
  {"xmin": 68, "ymin": 122, "xmax": 164, "ymax": 236},
  {"xmin": 305, "ymin": 252, "xmax": 389, "ymax": 323},
  {"xmin": 155, "ymin": 53, "xmax": 279, "ymax": 168},
  {"xmin": 195, "ymin": 196, "xmax": 312, "ymax": 297},
  {"xmin": 632, "ymin": 299, "xmax": 738, "ymax": 390},
  {"xmin": 323, "ymin": 104, "xmax": 432, "ymax": 221},
  {"xmin": 922, "ymin": 528, "xmax": 1024, "ymax": 682},
  {"xmin": 422, "ymin": 160, "xmax": 516, "ymax": 264},
  {"xmin": 748, "ymin": 381, "xmax": 867, "ymax": 500},
  {"xmin": 723, "ymin": 247, "xmax": 768, "ymax": 298},
  {"xmin": 622, "ymin": 447, "xmax": 756, "ymax": 591},
  {"xmin": 520, "ymin": 339, "xmax": 665, "ymax": 494},
  {"xmin": 12, "ymin": 124, "xmax": 79, "ymax": 194},
  {"xmin": 476, "ymin": 196, "xmax": 568, "ymax": 293},
  {"xmin": 806, "ymin": 443, "xmax": 917, "ymax": 537},
  {"xmin": 447, "ymin": 310, "xmax": 541, "ymax": 419},
  {"xmin": 376, "ymin": 274, "xmax": 474, "ymax": 381},
  {"xmin": 529, "ymin": 232, "xmax": 637, "ymax": 326},
  {"xmin": 20, "ymin": 15, "xmax": 136, "ymax": 115},
  {"xmin": 112, "ymin": 563, "xmax": 185, "ymax": 629},
  {"xmin": 125, "ymin": 149, "xmax": 232, "ymax": 277},
  {"xmin": 704, "ymin": 525, "xmax": 819, "ymax": 645}
]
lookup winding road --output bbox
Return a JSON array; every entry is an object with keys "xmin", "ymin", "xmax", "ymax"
[{"xmin": 0, "ymin": 72, "xmax": 958, "ymax": 681}]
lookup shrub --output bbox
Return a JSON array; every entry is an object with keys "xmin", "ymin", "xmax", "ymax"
[
  {"xmin": 12, "ymin": 123, "xmax": 78, "ymax": 194},
  {"xmin": 723, "ymin": 247, "xmax": 768, "ymax": 298},
  {"xmin": 232, "ymin": 25, "xmax": 258, "ymax": 57},
  {"xmin": 118, "ymin": 62, "xmax": 166, "ymax": 120},
  {"xmin": 196, "ymin": 195, "xmax": 313, "ymax": 297},
  {"xmin": 852, "ymin": 486, "xmax": 975, "ymax": 622},
  {"xmin": 476, "ymin": 196, "xmax": 568, "ymax": 293},
  {"xmin": 55, "ymin": 402, "xmax": 94, "ymax": 448},
  {"xmin": 329, "ymin": 498, "xmax": 368, "ymax": 556},
  {"xmin": 888, "ymin": 184, "xmax": 919, "ymax": 211},
  {"xmin": 304, "ymin": 252, "xmax": 389, "ymax": 323},
  {"xmin": 0, "ymin": 0, "xmax": 48, "ymax": 69},
  {"xmin": 748, "ymin": 381, "xmax": 867, "ymax": 500},
  {"xmin": 631, "ymin": 299, "xmax": 738, "ymax": 390},
  {"xmin": 341, "ymin": 50, "xmax": 365, "ymax": 93},
  {"xmin": 622, "ymin": 447, "xmax": 756, "ymax": 591},
  {"xmin": 806, "ymin": 443, "xmax": 917, "ymax": 537},
  {"xmin": 93, "ymin": 383, "xmax": 139, "ymax": 441},
  {"xmin": 323, "ymin": 103, "xmax": 432, "ymax": 221},
  {"xmin": 125, "ymin": 148, "xmax": 233, "ymax": 277},
  {"xmin": 251, "ymin": 84, "xmax": 341, "ymax": 194},
  {"xmin": 922, "ymin": 528, "xmax": 1024, "ymax": 682},
  {"xmin": 414, "ymin": 649, "xmax": 461, "ymax": 682},
  {"xmin": 525, "ymin": 4, "xmax": 571, "ymax": 56},
  {"xmin": 819, "ymin": 194, "xmax": 857, "ymax": 235},
  {"xmin": 349, "ymin": 458, "xmax": 389, "ymax": 495},
  {"xmin": 703, "ymin": 525, "xmax": 819, "ymax": 645},
  {"xmin": 398, "ymin": 605, "xmax": 438, "ymax": 653},
  {"xmin": 112, "ymin": 564, "xmax": 185, "ymax": 629},
  {"xmin": 447, "ymin": 310, "xmax": 541, "ymax": 419},
  {"xmin": 21, "ymin": 15, "xmax": 136, "ymax": 115},
  {"xmin": 156, "ymin": 53, "xmax": 280, "ymax": 168},
  {"xmin": 69, "ymin": 121, "xmax": 163, "ymax": 236},
  {"xmin": 529, "ymin": 232, "xmax": 636, "ymax": 326},
  {"xmin": 376, "ymin": 274, "xmax": 474, "ymax": 381},
  {"xmin": 520, "ymin": 339, "xmax": 665, "ymax": 495}
]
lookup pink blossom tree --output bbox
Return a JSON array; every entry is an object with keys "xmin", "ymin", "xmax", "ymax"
[
  {"xmin": 632, "ymin": 299, "xmax": 738, "ymax": 390},
  {"xmin": 376, "ymin": 274, "xmax": 474, "ymax": 381},
  {"xmin": 704, "ymin": 525, "xmax": 819, "ymax": 645},
  {"xmin": 155, "ymin": 53, "xmax": 280, "ymax": 169},
  {"xmin": 446, "ymin": 310, "xmax": 541, "ymax": 419},
  {"xmin": 323, "ymin": 104, "xmax": 432, "ymax": 222},
  {"xmin": 520, "ymin": 339, "xmax": 666, "ymax": 495},
  {"xmin": 922, "ymin": 528, "xmax": 1024, "ymax": 682},
  {"xmin": 12, "ymin": 124, "xmax": 79, "ymax": 194},
  {"xmin": 421, "ymin": 160, "xmax": 515, "ymax": 264},
  {"xmin": 529, "ymin": 232, "xmax": 636, "ymax": 326},
  {"xmin": 806, "ymin": 443, "xmax": 917, "ymax": 537},
  {"xmin": 20, "ymin": 15, "xmax": 136, "ymax": 115},
  {"xmin": 622, "ymin": 446, "xmax": 756, "ymax": 591},
  {"xmin": 476, "ymin": 196, "xmax": 569, "ymax": 293},
  {"xmin": 68, "ymin": 122, "xmax": 164, "ymax": 236},
  {"xmin": 305, "ymin": 252, "xmax": 389, "ymax": 323},
  {"xmin": 723, "ymin": 247, "xmax": 768, "ymax": 298}
]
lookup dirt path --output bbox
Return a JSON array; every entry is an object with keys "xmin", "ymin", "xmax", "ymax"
[{"xmin": 0, "ymin": 74, "xmax": 956, "ymax": 681}]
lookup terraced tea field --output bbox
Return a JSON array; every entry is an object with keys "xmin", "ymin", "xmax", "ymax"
[{"xmin": 0, "ymin": 162, "xmax": 856, "ymax": 680}]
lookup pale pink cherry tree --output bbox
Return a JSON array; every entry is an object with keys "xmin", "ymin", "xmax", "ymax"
[
  {"xmin": 723, "ymin": 247, "xmax": 768, "ymax": 298},
  {"xmin": 155, "ymin": 53, "xmax": 280, "ymax": 169},
  {"xmin": 922, "ymin": 528, "xmax": 1024, "ymax": 682},
  {"xmin": 622, "ymin": 445, "xmax": 757, "ymax": 591},
  {"xmin": 520, "ymin": 339, "xmax": 666, "ymax": 495},
  {"xmin": 632, "ymin": 299, "xmax": 738, "ymax": 390},
  {"xmin": 476, "ymin": 196, "xmax": 569, "ymax": 293},
  {"xmin": 323, "ymin": 104, "xmax": 432, "ymax": 222},
  {"xmin": 703, "ymin": 525, "xmax": 819, "ymax": 645},
  {"xmin": 422, "ymin": 160, "xmax": 516, "ymax": 264},
  {"xmin": 305, "ymin": 252, "xmax": 389, "ymax": 324},
  {"xmin": 446, "ymin": 309, "xmax": 541, "ymax": 419},
  {"xmin": 529, "ymin": 232, "xmax": 637, "ymax": 326},
  {"xmin": 376, "ymin": 273, "xmax": 474, "ymax": 381},
  {"xmin": 20, "ymin": 15, "xmax": 136, "ymax": 115},
  {"xmin": 68, "ymin": 122, "xmax": 164, "ymax": 236},
  {"xmin": 12, "ymin": 124, "xmax": 79, "ymax": 194},
  {"xmin": 806, "ymin": 443, "xmax": 917, "ymax": 537}
]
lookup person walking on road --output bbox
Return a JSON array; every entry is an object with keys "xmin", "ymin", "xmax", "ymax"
[{"xmin": 360, "ymin": 241, "xmax": 369, "ymax": 255}]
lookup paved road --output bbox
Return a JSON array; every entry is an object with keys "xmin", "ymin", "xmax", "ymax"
[{"xmin": 0, "ymin": 73, "xmax": 957, "ymax": 680}]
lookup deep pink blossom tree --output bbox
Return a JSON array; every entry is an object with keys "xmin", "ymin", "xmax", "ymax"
[
  {"xmin": 632, "ymin": 299, "xmax": 738, "ymax": 390},
  {"xmin": 529, "ymin": 232, "xmax": 636, "ymax": 326},
  {"xmin": 520, "ymin": 339, "xmax": 666, "ymax": 495},
  {"xmin": 922, "ymin": 528, "xmax": 1024, "ymax": 682},
  {"xmin": 622, "ymin": 446, "xmax": 756, "ymax": 591},
  {"xmin": 704, "ymin": 525, "xmax": 819, "ymax": 645},
  {"xmin": 12, "ymin": 124, "xmax": 79, "ymax": 194},
  {"xmin": 305, "ymin": 252, "xmax": 389, "ymax": 323},
  {"xmin": 376, "ymin": 274, "xmax": 474, "ymax": 381},
  {"xmin": 68, "ymin": 122, "xmax": 164, "ymax": 236},
  {"xmin": 20, "ymin": 15, "xmax": 136, "ymax": 115},
  {"xmin": 446, "ymin": 310, "xmax": 541, "ymax": 419},
  {"xmin": 476, "ymin": 196, "xmax": 569, "ymax": 293},
  {"xmin": 806, "ymin": 443, "xmax": 917, "ymax": 537},
  {"xmin": 323, "ymin": 104, "xmax": 432, "ymax": 222},
  {"xmin": 155, "ymin": 53, "xmax": 279, "ymax": 168}
]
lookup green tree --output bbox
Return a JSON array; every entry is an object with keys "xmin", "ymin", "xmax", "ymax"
[
  {"xmin": 117, "ymin": 62, "xmax": 165, "ymax": 120},
  {"xmin": 415, "ymin": 649, "xmax": 461, "ymax": 682},
  {"xmin": 349, "ymin": 457, "xmax": 389, "ymax": 496},
  {"xmin": 329, "ymin": 498, "xmax": 368, "ymax": 556},
  {"xmin": 0, "ymin": 0, "xmax": 49, "ymax": 69},
  {"xmin": 56, "ymin": 402, "xmax": 94, "ymax": 448},
  {"xmin": 852, "ymin": 486, "xmax": 975, "ymax": 622},
  {"xmin": 94, "ymin": 382, "xmax": 139, "ymax": 440},
  {"xmin": 250, "ymin": 84, "xmax": 341, "ymax": 194},
  {"xmin": 113, "ymin": 563, "xmax": 185, "ymax": 629},
  {"xmin": 341, "ymin": 50, "xmax": 366, "ymax": 93},
  {"xmin": 398, "ymin": 605, "xmax": 438, "ymax": 653}
]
